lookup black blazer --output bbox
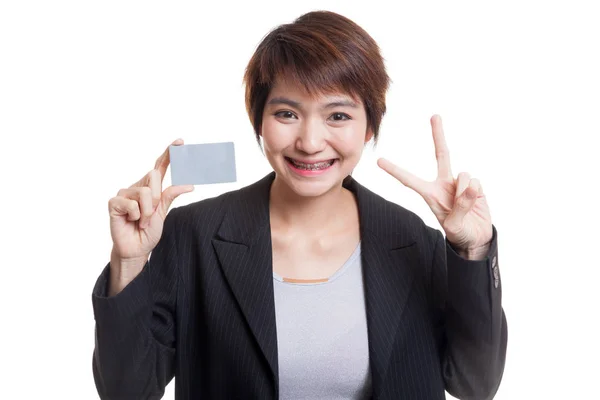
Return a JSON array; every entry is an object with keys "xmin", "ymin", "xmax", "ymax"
[{"xmin": 92, "ymin": 172, "xmax": 507, "ymax": 400}]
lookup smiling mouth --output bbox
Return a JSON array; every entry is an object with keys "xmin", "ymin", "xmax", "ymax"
[{"xmin": 285, "ymin": 157, "xmax": 337, "ymax": 171}]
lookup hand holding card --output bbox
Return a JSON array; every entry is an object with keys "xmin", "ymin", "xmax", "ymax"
[
  {"xmin": 107, "ymin": 139, "xmax": 196, "ymax": 295},
  {"xmin": 169, "ymin": 142, "xmax": 237, "ymax": 186}
]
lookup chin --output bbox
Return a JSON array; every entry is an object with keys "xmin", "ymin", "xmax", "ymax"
[{"xmin": 286, "ymin": 179, "xmax": 340, "ymax": 198}]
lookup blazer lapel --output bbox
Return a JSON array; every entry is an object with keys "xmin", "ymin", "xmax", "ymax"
[
  {"xmin": 211, "ymin": 172, "xmax": 419, "ymax": 398},
  {"xmin": 211, "ymin": 173, "xmax": 279, "ymax": 390},
  {"xmin": 345, "ymin": 176, "xmax": 420, "ymax": 396}
]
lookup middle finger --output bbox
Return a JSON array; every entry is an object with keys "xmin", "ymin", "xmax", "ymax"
[{"xmin": 431, "ymin": 115, "xmax": 453, "ymax": 179}]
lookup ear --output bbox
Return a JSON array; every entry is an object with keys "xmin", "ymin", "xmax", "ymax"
[{"xmin": 364, "ymin": 128, "xmax": 374, "ymax": 143}]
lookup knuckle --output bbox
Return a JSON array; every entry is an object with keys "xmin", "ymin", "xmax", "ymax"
[
  {"xmin": 126, "ymin": 198, "xmax": 136, "ymax": 210},
  {"xmin": 110, "ymin": 196, "xmax": 125, "ymax": 209},
  {"xmin": 130, "ymin": 204, "xmax": 141, "ymax": 218}
]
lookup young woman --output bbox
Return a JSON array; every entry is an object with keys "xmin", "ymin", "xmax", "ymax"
[{"xmin": 93, "ymin": 10, "xmax": 507, "ymax": 400}]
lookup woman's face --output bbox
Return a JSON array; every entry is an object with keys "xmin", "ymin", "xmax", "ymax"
[{"xmin": 261, "ymin": 78, "xmax": 373, "ymax": 198}]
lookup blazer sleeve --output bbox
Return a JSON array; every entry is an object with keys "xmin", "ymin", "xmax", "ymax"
[
  {"xmin": 430, "ymin": 224, "xmax": 507, "ymax": 400},
  {"xmin": 91, "ymin": 208, "xmax": 181, "ymax": 400}
]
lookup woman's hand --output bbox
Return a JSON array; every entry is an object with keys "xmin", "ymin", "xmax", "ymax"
[
  {"xmin": 108, "ymin": 139, "xmax": 194, "ymax": 265},
  {"xmin": 377, "ymin": 115, "xmax": 493, "ymax": 257}
]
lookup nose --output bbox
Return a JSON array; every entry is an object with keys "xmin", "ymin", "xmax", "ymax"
[{"xmin": 295, "ymin": 119, "xmax": 327, "ymax": 154}]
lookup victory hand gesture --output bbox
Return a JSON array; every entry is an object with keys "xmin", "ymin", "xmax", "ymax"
[{"xmin": 378, "ymin": 115, "xmax": 493, "ymax": 257}]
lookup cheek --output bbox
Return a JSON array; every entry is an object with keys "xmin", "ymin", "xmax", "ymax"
[
  {"xmin": 332, "ymin": 127, "xmax": 368, "ymax": 154},
  {"xmin": 261, "ymin": 119, "xmax": 289, "ymax": 152}
]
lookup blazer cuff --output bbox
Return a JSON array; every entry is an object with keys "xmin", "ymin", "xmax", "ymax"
[
  {"xmin": 91, "ymin": 261, "xmax": 151, "ymax": 333},
  {"xmin": 445, "ymin": 224, "xmax": 501, "ymax": 292}
]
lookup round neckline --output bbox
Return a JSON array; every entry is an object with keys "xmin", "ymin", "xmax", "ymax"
[{"xmin": 273, "ymin": 241, "xmax": 362, "ymax": 286}]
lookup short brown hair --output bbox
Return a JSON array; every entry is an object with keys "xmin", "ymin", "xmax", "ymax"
[{"xmin": 243, "ymin": 10, "xmax": 390, "ymax": 146}]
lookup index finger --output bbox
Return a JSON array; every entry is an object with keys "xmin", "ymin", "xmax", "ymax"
[
  {"xmin": 430, "ymin": 115, "xmax": 453, "ymax": 179},
  {"xmin": 154, "ymin": 138, "xmax": 184, "ymax": 182},
  {"xmin": 377, "ymin": 157, "xmax": 428, "ymax": 195}
]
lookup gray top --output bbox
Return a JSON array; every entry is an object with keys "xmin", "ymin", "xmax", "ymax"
[{"xmin": 273, "ymin": 242, "xmax": 372, "ymax": 399}]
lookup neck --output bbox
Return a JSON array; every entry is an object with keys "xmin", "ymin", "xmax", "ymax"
[{"xmin": 269, "ymin": 175, "xmax": 352, "ymax": 233}]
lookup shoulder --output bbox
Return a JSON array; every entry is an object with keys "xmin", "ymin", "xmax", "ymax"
[
  {"xmin": 164, "ymin": 174, "xmax": 271, "ymax": 235},
  {"xmin": 352, "ymin": 180, "xmax": 441, "ymax": 249}
]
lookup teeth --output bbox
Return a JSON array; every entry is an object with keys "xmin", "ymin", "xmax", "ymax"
[{"xmin": 290, "ymin": 159, "xmax": 334, "ymax": 170}]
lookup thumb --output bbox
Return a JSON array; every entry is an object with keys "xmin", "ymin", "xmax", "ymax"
[{"xmin": 158, "ymin": 185, "xmax": 194, "ymax": 217}]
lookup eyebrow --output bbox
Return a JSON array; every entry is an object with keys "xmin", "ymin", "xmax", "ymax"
[{"xmin": 266, "ymin": 96, "xmax": 359, "ymax": 110}]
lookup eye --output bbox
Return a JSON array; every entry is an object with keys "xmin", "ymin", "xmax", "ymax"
[
  {"xmin": 274, "ymin": 110, "xmax": 298, "ymax": 119},
  {"xmin": 329, "ymin": 112, "xmax": 351, "ymax": 122}
]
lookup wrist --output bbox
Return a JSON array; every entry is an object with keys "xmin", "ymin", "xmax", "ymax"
[
  {"xmin": 109, "ymin": 249, "xmax": 148, "ymax": 296},
  {"xmin": 455, "ymin": 243, "xmax": 491, "ymax": 260}
]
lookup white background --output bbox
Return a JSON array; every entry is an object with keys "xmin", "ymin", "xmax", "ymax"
[{"xmin": 1, "ymin": 0, "xmax": 598, "ymax": 398}]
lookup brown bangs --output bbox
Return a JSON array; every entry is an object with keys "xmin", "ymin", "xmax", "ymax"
[{"xmin": 243, "ymin": 11, "xmax": 390, "ymax": 145}]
